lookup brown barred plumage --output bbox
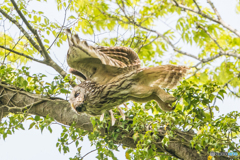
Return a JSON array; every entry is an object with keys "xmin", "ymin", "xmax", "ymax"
[{"xmin": 66, "ymin": 29, "xmax": 189, "ymax": 125}]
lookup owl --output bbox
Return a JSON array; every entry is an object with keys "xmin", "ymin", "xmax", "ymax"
[{"xmin": 67, "ymin": 29, "xmax": 189, "ymax": 125}]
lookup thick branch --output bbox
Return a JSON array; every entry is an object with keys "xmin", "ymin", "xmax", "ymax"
[
  {"xmin": 0, "ymin": 4, "xmax": 75, "ymax": 86},
  {"xmin": 0, "ymin": 82, "xmax": 230, "ymax": 160}
]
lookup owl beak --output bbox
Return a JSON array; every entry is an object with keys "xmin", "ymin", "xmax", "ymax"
[{"xmin": 71, "ymin": 103, "xmax": 75, "ymax": 109}]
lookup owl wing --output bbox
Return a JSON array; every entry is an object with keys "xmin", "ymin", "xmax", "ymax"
[
  {"xmin": 133, "ymin": 65, "xmax": 189, "ymax": 89},
  {"xmin": 66, "ymin": 29, "xmax": 140, "ymax": 84}
]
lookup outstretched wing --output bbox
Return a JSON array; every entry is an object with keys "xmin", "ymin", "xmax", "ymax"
[
  {"xmin": 132, "ymin": 65, "xmax": 189, "ymax": 89},
  {"xmin": 66, "ymin": 29, "xmax": 140, "ymax": 84}
]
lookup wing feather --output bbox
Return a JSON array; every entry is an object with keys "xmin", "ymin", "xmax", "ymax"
[
  {"xmin": 133, "ymin": 65, "xmax": 189, "ymax": 89},
  {"xmin": 66, "ymin": 29, "xmax": 140, "ymax": 84}
]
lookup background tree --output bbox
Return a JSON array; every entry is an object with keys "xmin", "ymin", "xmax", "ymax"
[{"xmin": 0, "ymin": 0, "xmax": 240, "ymax": 160}]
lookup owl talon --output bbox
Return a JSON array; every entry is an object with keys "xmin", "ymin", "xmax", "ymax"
[
  {"xmin": 123, "ymin": 103, "xmax": 129, "ymax": 110},
  {"xmin": 171, "ymin": 104, "xmax": 176, "ymax": 110},
  {"xmin": 100, "ymin": 113, "xmax": 105, "ymax": 121},
  {"xmin": 164, "ymin": 96, "xmax": 177, "ymax": 103},
  {"xmin": 117, "ymin": 106, "xmax": 125, "ymax": 120},
  {"xmin": 109, "ymin": 110, "xmax": 116, "ymax": 126},
  {"xmin": 171, "ymin": 98, "xmax": 180, "ymax": 110}
]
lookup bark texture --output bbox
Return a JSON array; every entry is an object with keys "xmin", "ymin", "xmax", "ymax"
[{"xmin": 0, "ymin": 82, "xmax": 229, "ymax": 160}]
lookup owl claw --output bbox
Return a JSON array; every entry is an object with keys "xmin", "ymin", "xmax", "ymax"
[
  {"xmin": 171, "ymin": 98, "xmax": 180, "ymax": 111},
  {"xmin": 117, "ymin": 106, "xmax": 125, "ymax": 121},
  {"xmin": 123, "ymin": 103, "xmax": 129, "ymax": 110},
  {"xmin": 109, "ymin": 110, "xmax": 116, "ymax": 126},
  {"xmin": 100, "ymin": 113, "xmax": 105, "ymax": 121},
  {"xmin": 171, "ymin": 104, "xmax": 176, "ymax": 110}
]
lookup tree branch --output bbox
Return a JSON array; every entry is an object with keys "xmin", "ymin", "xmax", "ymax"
[
  {"xmin": 99, "ymin": 9, "xmax": 240, "ymax": 68},
  {"xmin": 0, "ymin": 82, "xmax": 229, "ymax": 160},
  {"xmin": 10, "ymin": 0, "xmax": 51, "ymax": 61},
  {"xmin": 47, "ymin": 0, "xmax": 72, "ymax": 51},
  {"xmin": 0, "ymin": 8, "xmax": 42, "ymax": 53},
  {"xmin": 170, "ymin": 0, "xmax": 240, "ymax": 37},
  {"xmin": 0, "ymin": 3, "xmax": 76, "ymax": 87},
  {"xmin": 81, "ymin": 148, "xmax": 98, "ymax": 160},
  {"xmin": 0, "ymin": 45, "xmax": 45, "ymax": 64},
  {"xmin": 202, "ymin": 51, "xmax": 240, "ymax": 63},
  {"xmin": 196, "ymin": 22, "xmax": 223, "ymax": 50},
  {"xmin": 193, "ymin": 0, "xmax": 201, "ymax": 12},
  {"xmin": 207, "ymin": 0, "xmax": 222, "ymax": 21},
  {"xmin": 227, "ymin": 84, "xmax": 240, "ymax": 98},
  {"xmin": 98, "ymin": 9, "xmax": 202, "ymax": 62}
]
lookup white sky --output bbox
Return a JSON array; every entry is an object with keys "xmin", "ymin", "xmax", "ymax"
[{"xmin": 0, "ymin": 0, "xmax": 240, "ymax": 160}]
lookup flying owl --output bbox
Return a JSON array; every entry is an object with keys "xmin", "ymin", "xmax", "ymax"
[{"xmin": 67, "ymin": 29, "xmax": 189, "ymax": 125}]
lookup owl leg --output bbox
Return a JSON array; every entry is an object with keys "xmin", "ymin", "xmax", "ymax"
[
  {"xmin": 155, "ymin": 87, "xmax": 176, "ymax": 103},
  {"xmin": 123, "ymin": 103, "xmax": 129, "ymax": 110},
  {"xmin": 117, "ymin": 106, "xmax": 125, "ymax": 121},
  {"xmin": 100, "ymin": 110, "xmax": 117, "ymax": 125},
  {"xmin": 153, "ymin": 95, "xmax": 176, "ymax": 111},
  {"xmin": 129, "ymin": 94, "xmax": 175, "ymax": 111},
  {"xmin": 100, "ymin": 113, "xmax": 105, "ymax": 121},
  {"xmin": 109, "ymin": 110, "xmax": 116, "ymax": 126}
]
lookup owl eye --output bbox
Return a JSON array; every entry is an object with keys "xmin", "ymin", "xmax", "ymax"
[{"xmin": 75, "ymin": 92, "xmax": 80, "ymax": 97}]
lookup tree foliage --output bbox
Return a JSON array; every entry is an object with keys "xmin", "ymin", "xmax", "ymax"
[{"xmin": 0, "ymin": 0, "xmax": 240, "ymax": 160}]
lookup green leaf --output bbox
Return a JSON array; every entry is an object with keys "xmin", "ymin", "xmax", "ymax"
[
  {"xmin": 29, "ymin": 122, "xmax": 35, "ymax": 130},
  {"xmin": 34, "ymin": 116, "xmax": 40, "ymax": 121},
  {"xmin": 48, "ymin": 126, "xmax": 52, "ymax": 133},
  {"xmin": 60, "ymin": 88, "xmax": 70, "ymax": 94},
  {"xmin": 44, "ymin": 39, "xmax": 49, "ymax": 44}
]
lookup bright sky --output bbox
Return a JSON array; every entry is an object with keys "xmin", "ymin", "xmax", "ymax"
[{"xmin": 0, "ymin": 0, "xmax": 240, "ymax": 160}]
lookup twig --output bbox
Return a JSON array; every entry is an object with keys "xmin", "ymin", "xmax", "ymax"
[
  {"xmin": 193, "ymin": 0, "xmax": 201, "ymax": 12},
  {"xmin": 170, "ymin": 0, "xmax": 240, "ymax": 37},
  {"xmin": 190, "ymin": 61, "xmax": 202, "ymax": 68},
  {"xmin": 138, "ymin": 35, "xmax": 160, "ymax": 50},
  {"xmin": 100, "ymin": 10, "xmax": 240, "ymax": 64},
  {"xmin": 10, "ymin": 0, "xmax": 51, "ymax": 60},
  {"xmin": 172, "ymin": 0, "xmax": 179, "ymax": 6},
  {"xmin": 80, "ymin": 148, "xmax": 98, "ymax": 160},
  {"xmin": 0, "ymin": 8, "xmax": 42, "ymax": 53},
  {"xmin": 2, "ymin": 35, "xmax": 24, "ymax": 65},
  {"xmin": 207, "ymin": 0, "xmax": 221, "ymax": 21},
  {"xmin": 227, "ymin": 84, "xmax": 240, "ymax": 98},
  {"xmin": 185, "ymin": 67, "xmax": 201, "ymax": 80},
  {"xmin": 201, "ymin": 51, "xmax": 240, "ymax": 63},
  {"xmin": 212, "ymin": 79, "xmax": 232, "ymax": 107},
  {"xmin": 47, "ymin": 0, "xmax": 72, "ymax": 51},
  {"xmin": 196, "ymin": 22, "xmax": 223, "ymax": 50},
  {"xmin": 0, "ymin": 45, "xmax": 45, "ymax": 64},
  {"xmin": 98, "ymin": 9, "xmax": 202, "ymax": 62},
  {"xmin": 1, "ymin": 2, "xmax": 76, "ymax": 87}
]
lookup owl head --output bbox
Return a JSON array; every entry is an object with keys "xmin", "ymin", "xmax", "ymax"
[{"xmin": 69, "ymin": 85, "xmax": 87, "ymax": 113}]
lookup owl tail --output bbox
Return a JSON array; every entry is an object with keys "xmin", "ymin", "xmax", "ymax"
[{"xmin": 137, "ymin": 65, "xmax": 189, "ymax": 89}]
